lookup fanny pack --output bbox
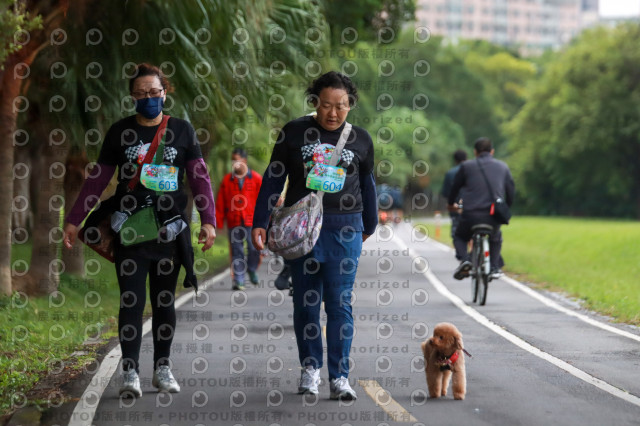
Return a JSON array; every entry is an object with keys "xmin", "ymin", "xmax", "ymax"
[{"xmin": 118, "ymin": 206, "xmax": 159, "ymax": 246}]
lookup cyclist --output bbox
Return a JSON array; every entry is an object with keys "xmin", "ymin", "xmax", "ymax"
[
  {"xmin": 441, "ymin": 149, "xmax": 468, "ymax": 242},
  {"xmin": 448, "ymin": 137, "xmax": 514, "ymax": 280}
]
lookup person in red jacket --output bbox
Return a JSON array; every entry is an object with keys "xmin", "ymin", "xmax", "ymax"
[{"xmin": 216, "ymin": 148, "xmax": 263, "ymax": 290}]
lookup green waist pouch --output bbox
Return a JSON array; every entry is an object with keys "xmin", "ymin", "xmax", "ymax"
[{"xmin": 119, "ymin": 207, "xmax": 160, "ymax": 246}]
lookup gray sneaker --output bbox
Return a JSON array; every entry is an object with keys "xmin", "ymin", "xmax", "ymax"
[
  {"xmin": 330, "ymin": 377, "xmax": 357, "ymax": 400},
  {"xmin": 298, "ymin": 366, "xmax": 320, "ymax": 395},
  {"xmin": 152, "ymin": 365, "xmax": 181, "ymax": 393},
  {"xmin": 119, "ymin": 369, "xmax": 142, "ymax": 397}
]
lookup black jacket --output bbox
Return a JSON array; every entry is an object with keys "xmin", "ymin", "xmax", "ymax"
[{"xmin": 448, "ymin": 153, "xmax": 515, "ymax": 215}]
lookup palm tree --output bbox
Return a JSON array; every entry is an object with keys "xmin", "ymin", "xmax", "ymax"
[
  {"xmin": 0, "ymin": 0, "xmax": 66, "ymax": 296},
  {"xmin": 12, "ymin": 0, "xmax": 328, "ymax": 294}
]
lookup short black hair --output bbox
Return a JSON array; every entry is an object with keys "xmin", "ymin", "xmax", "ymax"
[
  {"xmin": 232, "ymin": 148, "xmax": 247, "ymax": 159},
  {"xmin": 305, "ymin": 71, "xmax": 358, "ymax": 106},
  {"xmin": 453, "ymin": 149, "xmax": 467, "ymax": 164},
  {"xmin": 474, "ymin": 137, "xmax": 493, "ymax": 153},
  {"xmin": 129, "ymin": 63, "xmax": 172, "ymax": 93}
]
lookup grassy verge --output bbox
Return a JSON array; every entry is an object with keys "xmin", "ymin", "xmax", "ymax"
[
  {"xmin": 420, "ymin": 216, "xmax": 640, "ymax": 325},
  {"xmin": 0, "ymin": 228, "xmax": 229, "ymax": 416}
]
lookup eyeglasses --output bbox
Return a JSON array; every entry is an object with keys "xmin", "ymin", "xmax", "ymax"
[{"xmin": 131, "ymin": 88, "xmax": 164, "ymax": 99}]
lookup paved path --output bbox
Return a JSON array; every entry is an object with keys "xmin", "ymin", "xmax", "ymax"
[{"xmin": 62, "ymin": 222, "xmax": 640, "ymax": 425}]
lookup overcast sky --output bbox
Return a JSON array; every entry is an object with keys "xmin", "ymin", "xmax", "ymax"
[{"xmin": 600, "ymin": 0, "xmax": 640, "ymax": 17}]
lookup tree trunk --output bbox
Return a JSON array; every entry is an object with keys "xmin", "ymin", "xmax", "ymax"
[
  {"xmin": 0, "ymin": 57, "xmax": 22, "ymax": 296},
  {"xmin": 13, "ymin": 145, "xmax": 33, "ymax": 231},
  {"xmin": 0, "ymin": 2, "xmax": 64, "ymax": 296},
  {"xmin": 62, "ymin": 150, "xmax": 89, "ymax": 275},
  {"xmin": 19, "ymin": 128, "xmax": 69, "ymax": 295}
]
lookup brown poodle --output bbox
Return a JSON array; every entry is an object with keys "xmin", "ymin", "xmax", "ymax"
[{"xmin": 421, "ymin": 322, "xmax": 467, "ymax": 400}]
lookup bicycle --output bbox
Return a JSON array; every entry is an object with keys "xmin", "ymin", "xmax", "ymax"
[{"xmin": 469, "ymin": 224, "xmax": 494, "ymax": 305}]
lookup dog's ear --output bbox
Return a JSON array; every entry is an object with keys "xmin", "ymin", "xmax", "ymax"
[
  {"xmin": 454, "ymin": 335, "xmax": 464, "ymax": 350},
  {"xmin": 422, "ymin": 339, "xmax": 432, "ymax": 357}
]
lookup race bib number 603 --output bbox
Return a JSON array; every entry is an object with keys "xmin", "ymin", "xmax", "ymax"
[{"xmin": 140, "ymin": 164, "xmax": 179, "ymax": 192}]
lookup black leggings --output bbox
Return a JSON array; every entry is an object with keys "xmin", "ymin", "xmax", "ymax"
[{"xmin": 115, "ymin": 250, "xmax": 180, "ymax": 372}]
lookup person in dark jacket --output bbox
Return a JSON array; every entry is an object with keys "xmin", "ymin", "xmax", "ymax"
[
  {"xmin": 448, "ymin": 137, "xmax": 514, "ymax": 280},
  {"xmin": 216, "ymin": 148, "xmax": 263, "ymax": 290},
  {"xmin": 441, "ymin": 149, "xmax": 467, "ymax": 241},
  {"xmin": 63, "ymin": 63, "xmax": 216, "ymax": 398}
]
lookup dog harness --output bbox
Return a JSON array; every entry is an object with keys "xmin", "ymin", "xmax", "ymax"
[{"xmin": 438, "ymin": 349, "xmax": 472, "ymax": 371}]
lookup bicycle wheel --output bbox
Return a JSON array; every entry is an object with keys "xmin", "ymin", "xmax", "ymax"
[
  {"xmin": 471, "ymin": 270, "xmax": 478, "ymax": 303},
  {"xmin": 477, "ymin": 239, "xmax": 489, "ymax": 305},
  {"xmin": 478, "ymin": 270, "xmax": 488, "ymax": 305}
]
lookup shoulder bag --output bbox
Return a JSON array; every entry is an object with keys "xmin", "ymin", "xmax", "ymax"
[
  {"xmin": 118, "ymin": 115, "xmax": 170, "ymax": 246},
  {"xmin": 476, "ymin": 158, "xmax": 511, "ymax": 225},
  {"xmin": 78, "ymin": 115, "xmax": 171, "ymax": 259},
  {"xmin": 267, "ymin": 122, "xmax": 352, "ymax": 260}
]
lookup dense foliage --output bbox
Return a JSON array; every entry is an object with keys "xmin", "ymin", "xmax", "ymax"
[{"xmin": 507, "ymin": 23, "xmax": 640, "ymax": 218}]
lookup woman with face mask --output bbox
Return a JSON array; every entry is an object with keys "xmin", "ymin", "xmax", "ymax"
[{"xmin": 63, "ymin": 63, "xmax": 217, "ymax": 397}]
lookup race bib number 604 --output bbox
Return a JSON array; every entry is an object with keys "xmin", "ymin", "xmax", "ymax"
[{"xmin": 306, "ymin": 163, "xmax": 346, "ymax": 193}]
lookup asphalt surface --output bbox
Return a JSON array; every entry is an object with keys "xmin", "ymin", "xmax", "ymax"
[{"xmin": 47, "ymin": 222, "xmax": 640, "ymax": 425}]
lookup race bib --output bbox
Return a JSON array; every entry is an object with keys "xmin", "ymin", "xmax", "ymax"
[
  {"xmin": 305, "ymin": 143, "xmax": 346, "ymax": 193},
  {"xmin": 306, "ymin": 163, "xmax": 346, "ymax": 193},
  {"xmin": 140, "ymin": 164, "xmax": 179, "ymax": 192}
]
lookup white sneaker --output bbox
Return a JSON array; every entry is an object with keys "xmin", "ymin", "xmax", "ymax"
[
  {"xmin": 152, "ymin": 365, "xmax": 181, "ymax": 393},
  {"xmin": 490, "ymin": 268, "xmax": 504, "ymax": 280},
  {"xmin": 298, "ymin": 366, "xmax": 320, "ymax": 395},
  {"xmin": 330, "ymin": 377, "xmax": 357, "ymax": 400},
  {"xmin": 119, "ymin": 369, "xmax": 142, "ymax": 397}
]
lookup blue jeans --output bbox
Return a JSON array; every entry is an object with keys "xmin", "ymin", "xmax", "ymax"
[
  {"xmin": 289, "ymin": 228, "xmax": 362, "ymax": 379},
  {"xmin": 228, "ymin": 226, "xmax": 260, "ymax": 283}
]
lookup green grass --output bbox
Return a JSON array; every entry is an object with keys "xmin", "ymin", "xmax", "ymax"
[
  {"xmin": 421, "ymin": 216, "xmax": 640, "ymax": 325},
  {"xmin": 0, "ymin": 228, "xmax": 229, "ymax": 415}
]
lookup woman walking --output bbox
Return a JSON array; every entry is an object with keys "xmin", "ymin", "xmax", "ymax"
[
  {"xmin": 63, "ymin": 63, "xmax": 216, "ymax": 397},
  {"xmin": 252, "ymin": 71, "xmax": 377, "ymax": 400}
]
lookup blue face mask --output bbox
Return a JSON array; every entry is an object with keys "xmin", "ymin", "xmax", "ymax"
[{"xmin": 135, "ymin": 96, "xmax": 164, "ymax": 119}]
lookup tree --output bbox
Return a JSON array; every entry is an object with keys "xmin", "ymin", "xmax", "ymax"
[
  {"xmin": 507, "ymin": 23, "xmax": 640, "ymax": 218},
  {"xmin": 0, "ymin": 0, "xmax": 42, "ymax": 65},
  {"xmin": 0, "ymin": 0, "xmax": 62, "ymax": 297},
  {"xmin": 11, "ymin": 0, "xmax": 327, "ymax": 295},
  {"xmin": 464, "ymin": 50, "xmax": 536, "ymax": 132},
  {"xmin": 333, "ymin": 30, "xmax": 496, "ymax": 208},
  {"xmin": 322, "ymin": 0, "xmax": 415, "ymax": 45}
]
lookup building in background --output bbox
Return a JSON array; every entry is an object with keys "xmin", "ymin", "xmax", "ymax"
[{"xmin": 416, "ymin": 0, "xmax": 602, "ymax": 52}]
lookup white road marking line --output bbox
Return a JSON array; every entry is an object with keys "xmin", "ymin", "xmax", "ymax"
[
  {"xmin": 68, "ymin": 269, "xmax": 230, "ymax": 426},
  {"xmin": 420, "ymin": 229, "xmax": 640, "ymax": 343},
  {"xmin": 359, "ymin": 380, "xmax": 418, "ymax": 422},
  {"xmin": 67, "ymin": 347, "xmax": 121, "ymax": 426},
  {"xmin": 500, "ymin": 274, "xmax": 640, "ymax": 343},
  {"xmin": 394, "ymin": 235, "xmax": 640, "ymax": 408}
]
